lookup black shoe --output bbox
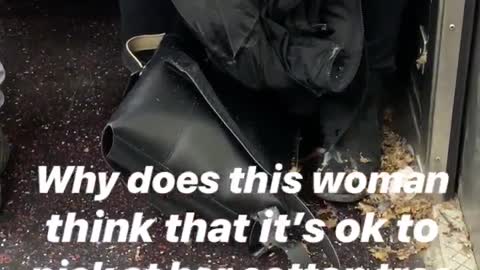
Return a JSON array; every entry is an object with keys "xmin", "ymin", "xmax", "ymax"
[{"xmin": 312, "ymin": 71, "xmax": 384, "ymax": 203}]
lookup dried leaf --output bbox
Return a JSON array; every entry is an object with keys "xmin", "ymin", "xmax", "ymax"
[
  {"xmin": 415, "ymin": 242, "xmax": 430, "ymax": 252},
  {"xmin": 381, "ymin": 125, "xmax": 414, "ymax": 172},
  {"xmin": 360, "ymin": 152, "xmax": 372, "ymax": 164},
  {"xmin": 380, "ymin": 209, "xmax": 397, "ymax": 221},
  {"xmin": 134, "ymin": 246, "xmax": 143, "ymax": 262},
  {"xmin": 317, "ymin": 205, "xmax": 339, "ymax": 229},
  {"xmin": 357, "ymin": 202, "xmax": 376, "ymax": 215},
  {"xmin": 392, "ymin": 247, "xmax": 416, "ymax": 261},
  {"xmin": 394, "ymin": 205, "xmax": 412, "ymax": 215},
  {"xmin": 369, "ymin": 247, "xmax": 390, "ymax": 262},
  {"xmin": 324, "ymin": 217, "xmax": 338, "ymax": 229}
]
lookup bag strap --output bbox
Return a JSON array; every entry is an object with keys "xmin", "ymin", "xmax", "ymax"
[
  {"xmin": 123, "ymin": 34, "xmax": 165, "ymax": 73},
  {"xmin": 249, "ymin": 207, "xmax": 341, "ymax": 268},
  {"xmin": 249, "ymin": 208, "xmax": 313, "ymax": 267}
]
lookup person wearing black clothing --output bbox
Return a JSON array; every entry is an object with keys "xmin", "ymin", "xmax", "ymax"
[{"xmin": 118, "ymin": 0, "xmax": 409, "ymax": 203}]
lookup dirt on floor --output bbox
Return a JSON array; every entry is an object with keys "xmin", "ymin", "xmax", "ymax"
[{"xmin": 0, "ymin": 1, "xmax": 425, "ymax": 269}]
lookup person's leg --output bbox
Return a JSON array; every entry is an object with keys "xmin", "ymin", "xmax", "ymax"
[
  {"xmin": 311, "ymin": 0, "xmax": 409, "ymax": 203},
  {"xmin": 119, "ymin": 0, "xmax": 177, "ymax": 42},
  {"xmin": 363, "ymin": 0, "xmax": 409, "ymax": 73}
]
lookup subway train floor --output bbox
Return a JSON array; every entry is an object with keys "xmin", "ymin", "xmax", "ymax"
[{"xmin": 0, "ymin": 1, "xmax": 438, "ymax": 269}]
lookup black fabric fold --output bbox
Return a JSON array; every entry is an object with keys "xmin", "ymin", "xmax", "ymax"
[{"xmin": 171, "ymin": 0, "xmax": 364, "ymax": 97}]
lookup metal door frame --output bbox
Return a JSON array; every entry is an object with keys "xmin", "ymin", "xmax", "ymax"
[
  {"xmin": 426, "ymin": 0, "xmax": 466, "ymax": 176},
  {"xmin": 458, "ymin": 0, "xmax": 480, "ymax": 264}
]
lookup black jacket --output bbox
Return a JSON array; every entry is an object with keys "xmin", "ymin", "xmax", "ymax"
[{"xmin": 171, "ymin": 0, "xmax": 364, "ymax": 97}]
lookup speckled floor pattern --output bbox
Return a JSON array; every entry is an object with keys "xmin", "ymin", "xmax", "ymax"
[{"xmin": 0, "ymin": 1, "xmax": 422, "ymax": 269}]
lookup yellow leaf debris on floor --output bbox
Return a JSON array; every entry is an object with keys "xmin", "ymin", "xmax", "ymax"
[
  {"xmin": 316, "ymin": 203, "xmax": 339, "ymax": 229},
  {"xmin": 364, "ymin": 114, "xmax": 433, "ymax": 262}
]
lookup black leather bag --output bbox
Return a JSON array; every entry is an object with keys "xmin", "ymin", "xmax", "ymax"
[{"xmin": 102, "ymin": 34, "xmax": 341, "ymax": 267}]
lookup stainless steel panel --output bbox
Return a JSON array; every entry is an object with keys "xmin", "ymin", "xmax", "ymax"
[
  {"xmin": 426, "ymin": 0, "xmax": 466, "ymax": 173},
  {"xmin": 459, "ymin": 0, "xmax": 480, "ymax": 263},
  {"xmin": 396, "ymin": 1, "xmax": 466, "ymax": 183},
  {"xmin": 392, "ymin": 1, "xmax": 434, "ymax": 175}
]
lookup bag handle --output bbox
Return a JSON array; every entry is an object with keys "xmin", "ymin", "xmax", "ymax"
[
  {"xmin": 123, "ymin": 34, "xmax": 165, "ymax": 73},
  {"xmin": 249, "ymin": 207, "xmax": 341, "ymax": 269}
]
